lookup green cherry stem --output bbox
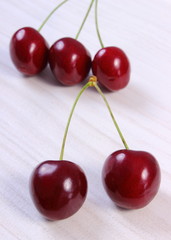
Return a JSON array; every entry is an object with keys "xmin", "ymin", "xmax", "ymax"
[
  {"xmin": 92, "ymin": 76, "xmax": 129, "ymax": 149},
  {"xmin": 95, "ymin": 0, "xmax": 104, "ymax": 48},
  {"xmin": 37, "ymin": 0, "xmax": 69, "ymax": 32},
  {"xmin": 75, "ymin": 0, "xmax": 95, "ymax": 40},
  {"xmin": 59, "ymin": 80, "xmax": 95, "ymax": 160},
  {"xmin": 59, "ymin": 76, "xmax": 129, "ymax": 161}
]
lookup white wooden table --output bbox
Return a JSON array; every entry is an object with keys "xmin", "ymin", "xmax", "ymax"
[{"xmin": 0, "ymin": 0, "xmax": 171, "ymax": 239}]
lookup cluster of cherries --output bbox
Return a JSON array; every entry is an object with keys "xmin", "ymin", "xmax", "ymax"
[
  {"xmin": 10, "ymin": 27, "xmax": 130, "ymax": 91},
  {"xmin": 9, "ymin": 0, "xmax": 161, "ymax": 221}
]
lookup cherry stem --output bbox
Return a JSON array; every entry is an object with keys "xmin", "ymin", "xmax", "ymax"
[
  {"xmin": 37, "ymin": 0, "xmax": 69, "ymax": 32},
  {"xmin": 59, "ymin": 75, "xmax": 129, "ymax": 160},
  {"xmin": 95, "ymin": 0, "xmax": 104, "ymax": 48},
  {"xmin": 93, "ymin": 80, "xmax": 129, "ymax": 149},
  {"xmin": 75, "ymin": 0, "xmax": 95, "ymax": 40},
  {"xmin": 59, "ymin": 81, "xmax": 93, "ymax": 160}
]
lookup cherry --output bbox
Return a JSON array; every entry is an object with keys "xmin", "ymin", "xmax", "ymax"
[
  {"xmin": 30, "ymin": 160, "xmax": 87, "ymax": 220},
  {"xmin": 102, "ymin": 149, "xmax": 161, "ymax": 209},
  {"xmin": 48, "ymin": 37, "xmax": 92, "ymax": 86},
  {"xmin": 10, "ymin": 27, "xmax": 49, "ymax": 75},
  {"xmin": 86, "ymin": 77, "xmax": 161, "ymax": 209},
  {"xmin": 92, "ymin": 47, "xmax": 130, "ymax": 91},
  {"xmin": 93, "ymin": 1, "xmax": 130, "ymax": 91},
  {"xmin": 29, "ymin": 79, "xmax": 94, "ymax": 221}
]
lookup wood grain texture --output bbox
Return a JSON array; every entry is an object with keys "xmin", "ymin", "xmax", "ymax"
[{"xmin": 0, "ymin": 0, "xmax": 171, "ymax": 239}]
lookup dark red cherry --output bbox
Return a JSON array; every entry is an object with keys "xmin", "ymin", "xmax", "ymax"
[
  {"xmin": 92, "ymin": 47, "xmax": 130, "ymax": 91},
  {"xmin": 48, "ymin": 37, "xmax": 91, "ymax": 86},
  {"xmin": 30, "ymin": 160, "xmax": 87, "ymax": 220},
  {"xmin": 10, "ymin": 27, "xmax": 49, "ymax": 75},
  {"xmin": 102, "ymin": 149, "xmax": 161, "ymax": 209}
]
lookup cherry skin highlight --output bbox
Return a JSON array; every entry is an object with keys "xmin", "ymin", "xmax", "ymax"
[
  {"xmin": 49, "ymin": 37, "xmax": 92, "ymax": 85},
  {"xmin": 102, "ymin": 149, "xmax": 161, "ymax": 209},
  {"xmin": 30, "ymin": 160, "xmax": 87, "ymax": 220},
  {"xmin": 10, "ymin": 27, "xmax": 49, "ymax": 75},
  {"xmin": 92, "ymin": 47, "xmax": 130, "ymax": 91}
]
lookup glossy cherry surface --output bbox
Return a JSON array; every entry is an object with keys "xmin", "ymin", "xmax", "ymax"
[
  {"xmin": 102, "ymin": 149, "xmax": 161, "ymax": 209},
  {"xmin": 30, "ymin": 160, "xmax": 87, "ymax": 220},
  {"xmin": 10, "ymin": 27, "xmax": 49, "ymax": 75},
  {"xmin": 49, "ymin": 37, "xmax": 92, "ymax": 85},
  {"xmin": 92, "ymin": 47, "xmax": 130, "ymax": 91}
]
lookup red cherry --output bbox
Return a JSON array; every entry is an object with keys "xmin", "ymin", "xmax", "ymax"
[
  {"xmin": 48, "ymin": 37, "xmax": 91, "ymax": 86},
  {"xmin": 92, "ymin": 47, "xmax": 130, "ymax": 91},
  {"xmin": 102, "ymin": 149, "xmax": 161, "ymax": 209},
  {"xmin": 10, "ymin": 27, "xmax": 49, "ymax": 75},
  {"xmin": 30, "ymin": 160, "xmax": 87, "ymax": 220}
]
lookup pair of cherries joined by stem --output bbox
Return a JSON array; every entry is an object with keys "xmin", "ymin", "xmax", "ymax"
[
  {"xmin": 30, "ymin": 76, "xmax": 161, "ymax": 220},
  {"xmin": 9, "ymin": 0, "xmax": 161, "ymax": 220}
]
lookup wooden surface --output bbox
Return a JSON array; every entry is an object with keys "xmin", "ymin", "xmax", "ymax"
[{"xmin": 0, "ymin": 0, "xmax": 171, "ymax": 239}]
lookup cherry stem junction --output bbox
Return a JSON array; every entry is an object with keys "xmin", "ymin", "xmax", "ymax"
[
  {"xmin": 75, "ymin": 0, "xmax": 95, "ymax": 40},
  {"xmin": 38, "ymin": 0, "xmax": 69, "ymax": 32},
  {"xmin": 59, "ymin": 76, "xmax": 129, "ymax": 160},
  {"xmin": 95, "ymin": 0, "xmax": 104, "ymax": 48}
]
